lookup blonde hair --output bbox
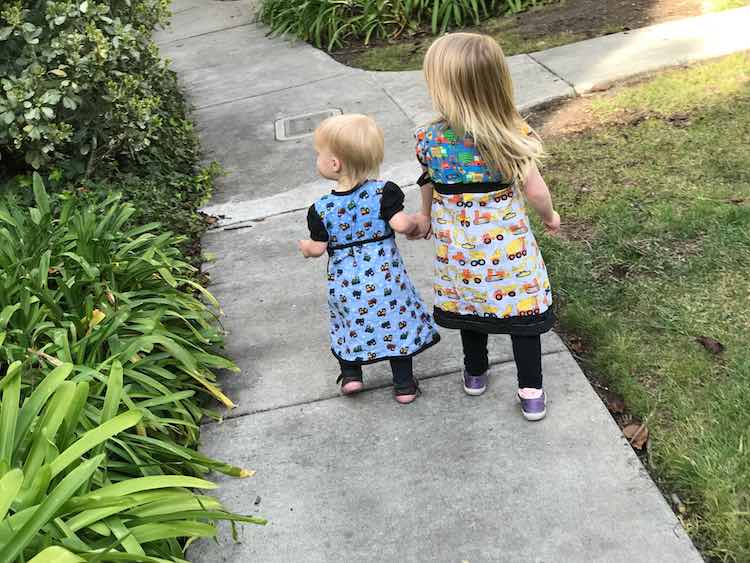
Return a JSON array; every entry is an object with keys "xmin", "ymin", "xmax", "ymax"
[
  {"xmin": 423, "ymin": 33, "xmax": 543, "ymax": 182},
  {"xmin": 314, "ymin": 114, "xmax": 384, "ymax": 184}
]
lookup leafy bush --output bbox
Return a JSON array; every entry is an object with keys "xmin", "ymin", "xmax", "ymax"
[
  {"xmin": 0, "ymin": 0, "xmax": 191, "ymax": 178},
  {"xmin": 0, "ymin": 176, "xmax": 263, "ymax": 561},
  {"xmin": 259, "ymin": 0, "xmax": 546, "ymax": 50}
]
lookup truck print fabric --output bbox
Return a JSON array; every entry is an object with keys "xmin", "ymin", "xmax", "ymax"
[
  {"xmin": 416, "ymin": 123, "xmax": 554, "ymax": 335},
  {"xmin": 310, "ymin": 180, "xmax": 440, "ymax": 365}
]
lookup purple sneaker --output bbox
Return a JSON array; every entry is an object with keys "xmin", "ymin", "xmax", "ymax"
[
  {"xmin": 518, "ymin": 390, "xmax": 547, "ymax": 421},
  {"xmin": 463, "ymin": 370, "xmax": 487, "ymax": 396}
]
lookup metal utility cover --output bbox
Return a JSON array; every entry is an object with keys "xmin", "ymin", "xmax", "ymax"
[{"xmin": 274, "ymin": 109, "xmax": 342, "ymax": 141}]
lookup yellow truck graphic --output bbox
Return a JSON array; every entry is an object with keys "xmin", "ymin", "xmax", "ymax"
[{"xmin": 506, "ymin": 238, "xmax": 527, "ymax": 260}]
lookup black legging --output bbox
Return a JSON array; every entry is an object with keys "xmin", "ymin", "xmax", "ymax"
[
  {"xmin": 460, "ymin": 329, "xmax": 542, "ymax": 389},
  {"xmin": 339, "ymin": 357, "xmax": 414, "ymax": 386}
]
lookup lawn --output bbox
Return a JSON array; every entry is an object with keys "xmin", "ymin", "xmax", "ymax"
[
  {"xmin": 536, "ymin": 53, "xmax": 750, "ymax": 561},
  {"xmin": 340, "ymin": 0, "xmax": 750, "ymax": 71}
]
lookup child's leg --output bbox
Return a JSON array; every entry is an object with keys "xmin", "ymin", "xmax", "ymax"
[
  {"xmin": 460, "ymin": 329, "xmax": 489, "ymax": 375},
  {"xmin": 510, "ymin": 334, "xmax": 546, "ymax": 421},
  {"xmin": 460, "ymin": 329, "xmax": 489, "ymax": 395},
  {"xmin": 337, "ymin": 361, "xmax": 364, "ymax": 395},
  {"xmin": 390, "ymin": 357, "xmax": 418, "ymax": 404},
  {"xmin": 509, "ymin": 334, "xmax": 542, "ymax": 389}
]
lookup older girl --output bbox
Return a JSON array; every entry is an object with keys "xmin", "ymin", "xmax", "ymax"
[{"xmin": 411, "ymin": 33, "xmax": 560, "ymax": 420}]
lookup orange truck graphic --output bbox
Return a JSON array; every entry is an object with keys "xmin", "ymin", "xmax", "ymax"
[
  {"xmin": 493, "ymin": 284, "xmax": 518, "ymax": 301},
  {"xmin": 482, "ymin": 228, "xmax": 505, "ymax": 244},
  {"xmin": 485, "ymin": 268, "xmax": 509, "ymax": 282},
  {"xmin": 434, "ymin": 285, "xmax": 460, "ymax": 300},
  {"xmin": 460, "ymin": 269, "xmax": 483, "ymax": 285},
  {"xmin": 473, "ymin": 210, "xmax": 493, "ymax": 225}
]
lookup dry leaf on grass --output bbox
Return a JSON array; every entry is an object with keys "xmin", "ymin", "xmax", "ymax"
[
  {"xmin": 603, "ymin": 390, "xmax": 626, "ymax": 414},
  {"xmin": 623, "ymin": 422, "xmax": 649, "ymax": 449},
  {"xmin": 695, "ymin": 335, "xmax": 725, "ymax": 355}
]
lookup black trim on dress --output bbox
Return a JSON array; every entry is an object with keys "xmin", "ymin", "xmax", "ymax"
[
  {"xmin": 433, "ymin": 306, "xmax": 554, "ymax": 336},
  {"xmin": 333, "ymin": 331, "xmax": 441, "ymax": 367},
  {"xmin": 433, "ymin": 180, "xmax": 515, "ymax": 195}
]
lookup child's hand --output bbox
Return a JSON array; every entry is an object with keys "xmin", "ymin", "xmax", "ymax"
[
  {"xmin": 298, "ymin": 239, "xmax": 327, "ymax": 258},
  {"xmin": 543, "ymin": 211, "xmax": 561, "ymax": 236},
  {"xmin": 407, "ymin": 212, "xmax": 432, "ymax": 240}
]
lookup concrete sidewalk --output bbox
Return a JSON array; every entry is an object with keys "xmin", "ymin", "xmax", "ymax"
[{"xmin": 154, "ymin": 3, "xmax": 750, "ymax": 560}]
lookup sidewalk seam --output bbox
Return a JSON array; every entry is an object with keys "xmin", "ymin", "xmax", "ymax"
[
  {"xmin": 192, "ymin": 70, "xmax": 356, "ymax": 112},
  {"xmin": 204, "ymin": 348, "xmax": 568, "ymax": 426},
  {"xmin": 158, "ymin": 21, "xmax": 256, "ymax": 46},
  {"xmin": 526, "ymin": 53, "xmax": 578, "ymax": 95}
]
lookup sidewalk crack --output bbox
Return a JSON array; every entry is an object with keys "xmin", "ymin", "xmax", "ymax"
[
  {"xmin": 201, "ymin": 349, "xmax": 567, "ymax": 426},
  {"xmin": 526, "ymin": 53, "xmax": 578, "ymax": 95}
]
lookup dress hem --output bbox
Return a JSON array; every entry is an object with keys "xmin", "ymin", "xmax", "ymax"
[
  {"xmin": 433, "ymin": 307, "xmax": 554, "ymax": 335},
  {"xmin": 332, "ymin": 332, "xmax": 441, "ymax": 367}
]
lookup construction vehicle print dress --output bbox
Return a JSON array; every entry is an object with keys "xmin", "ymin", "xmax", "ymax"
[
  {"xmin": 416, "ymin": 123, "xmax": 554, "ymax": 335},
  {"xmin": 307, "ymin": 180, "xmax": 440, "ymax": 365}
]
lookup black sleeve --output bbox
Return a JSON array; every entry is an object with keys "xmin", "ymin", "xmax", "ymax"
[
  {"xmin": 307, "ymin": 205, "xmax": 329, "ymax": 242},
  {"xmin": 379, "ymin": 181, "xmax": 405, "ymax": 221},
  {"xmin": 416, "ymin": 170, "xmax": 432, "ymax": 186}
]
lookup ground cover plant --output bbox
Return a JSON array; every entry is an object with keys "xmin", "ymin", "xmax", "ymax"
[
  {"xmin": 0, "ymin": 0, "xmax": 216, "ymax": 244},
  {"xmin": 0, "ymin": 176, "xmax": 264, "ymax": 562},
  {"xmin": 259, "ymin": 0, "xmax": 548, "ymax": 50},
  {"xmin": 534, "ymin": 54, "xmax": 750, "ymax": 561},
  {"xmin": 337, "ymin": 0, "xmax": 750, "ymax": 71},
  {"xmin": 0, "ymin": 1, "xmax": 260, "ymax": 559}
]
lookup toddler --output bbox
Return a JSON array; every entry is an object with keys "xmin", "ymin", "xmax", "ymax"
[
  {"xmin": 410, "ymin": 33, "xmax": 560, "ymax": 420},
  {"xmin": 299, "ymin": 114, "xmax": 440, "ymax": 404}
]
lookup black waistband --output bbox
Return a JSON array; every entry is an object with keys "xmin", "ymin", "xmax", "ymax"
[
  {"xmin": 329, "ymin": 232, "xmax": 395, "ymax": 252},
  {"xmin": 433, "ymin": 180, "xmax": 514, "ymax": 195}
]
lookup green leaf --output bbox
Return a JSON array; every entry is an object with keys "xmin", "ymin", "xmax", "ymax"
[
  {"xmin": 28, "ymin": 547, "xmax": 85, "ymax": 563},
  {"xmin": 0, "ymin": 362, "xmax": 22, "ymax": 468},
  {"xmin": 32, "ymin": 172, "xmax": 50, "ymax": 215},
  {"xmin": 0, "ymin": 455, "xmax": 103, "ymax": 563},
  {"xmin": 49, "ymin": 410, "xmax": 142, "ymax": 478},
  {"xmin": 16, "ymin": 363, "xmax": 74, "ymax": 448},
  {"xmin": 0, "ymin": 469, "xmax": 23, "ymax": 520}
]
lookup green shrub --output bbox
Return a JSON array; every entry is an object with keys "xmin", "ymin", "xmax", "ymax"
[
  {"xmin": 0, "ymin": 175, "xmax": 264, "ymax": 561},
  {"xmin": 0, "ymin": 0, "xmax": 186, "ymax": 177},
  {"xmin": 259, "ymin": 0, "xmax": 546, "ymax": 50}
]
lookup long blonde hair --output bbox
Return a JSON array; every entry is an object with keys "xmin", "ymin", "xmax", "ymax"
[{"xmin": 423, "ymin": 33, "xmax": 543, "ymax": 182}]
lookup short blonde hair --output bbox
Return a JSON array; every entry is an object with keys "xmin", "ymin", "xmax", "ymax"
[
  {"xmin": 424, "ymin": 33, "xmax": 543, "ymax": 182},
  {"xmin": 314, "ymin": 114, "xmax": 384, "ymax": 184}
]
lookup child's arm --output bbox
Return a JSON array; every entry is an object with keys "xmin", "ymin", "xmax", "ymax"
[
  {"xmin": 389, "ymin": 211, "xmax": 417, "ymax": 236},
  {"xmin": 524, "ymin": 164, "xmax": 560, "ymax": 235},
  {"xmin": 298, "ymin": 239, "xmax": 327, "ymax": 258},
  {"xmin": 300, "ymin": 205, "xmax": 329, "ymax": 258},
  {"xmin": 408, "ymin": 169, "xmax": 433, "ymax": 240}
]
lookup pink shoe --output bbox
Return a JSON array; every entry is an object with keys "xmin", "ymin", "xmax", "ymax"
[
  {"xmin": 337, "ymin": 374, "xmax": 363, "ymax": 395},
  {"xmin": 394, "ymin": 379, "xmax": 420, "ymax": 405}
]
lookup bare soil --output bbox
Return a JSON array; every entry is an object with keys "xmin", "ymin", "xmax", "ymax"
[{"xmin": 331, "ymin": 0, "xmax": 717, "ymax": 69}]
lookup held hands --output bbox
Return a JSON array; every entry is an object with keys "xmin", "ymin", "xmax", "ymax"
[{"xmin": 406, "ymin": 212, "xmax": 432, "ymax": 240}]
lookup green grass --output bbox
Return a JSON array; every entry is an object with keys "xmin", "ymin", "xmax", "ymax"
[{"xmin": 538, "ymin": 54, "xmax": 750, "ymax": 561}]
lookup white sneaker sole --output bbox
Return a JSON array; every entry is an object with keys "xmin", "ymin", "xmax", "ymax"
[{"xmin": 463, "ymin": 383, "xmax": 487, "ymax": 396}]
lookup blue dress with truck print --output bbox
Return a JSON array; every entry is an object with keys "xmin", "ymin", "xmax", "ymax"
[
  {"xmin": 416, "ymin": 122, "xmax": 554, "ymax": 335},
  {"xmin": 308, "ymin": 179, "xmax": 440, "ymax": 364}
]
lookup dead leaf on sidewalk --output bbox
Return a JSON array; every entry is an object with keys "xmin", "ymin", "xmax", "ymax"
[
  {"xmin": 695, "ymin": 335, "xmax": 724, "ymax": 355},
  {"xmin": 623, "ymin": 422, "xmax": 649, "ymax": 449},
  {"xmin": 602, "ymin": 390, "xmax": 626, "ymax": 414}
]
